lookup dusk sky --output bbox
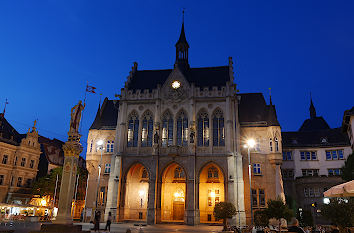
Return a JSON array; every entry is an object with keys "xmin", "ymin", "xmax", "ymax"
[{"xmin": 1, "ymin": 1, "xmax": 353, "ymax": 155}]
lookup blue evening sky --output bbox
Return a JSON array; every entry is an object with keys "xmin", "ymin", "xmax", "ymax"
[{"xmin": 1, "ymin": 1, "xmax": 353, "ymax": 155}]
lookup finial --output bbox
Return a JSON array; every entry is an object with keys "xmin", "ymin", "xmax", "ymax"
[
  {"xmin": 182, "ymin": 8, "xmax": 185, "ymax": 24},
  {"xmin": 269, "ymin": 88, "xmax": 272, "ymax": 105},
  {"xmin": 32, "ymin": 119, "xmax": 37, "ymax": 131},
  {"xmin": 309, "ymin": 92, "xmax": 316, "ymax": 119},
  {"xmin": 2, "ymin": 99, "xmax": 9, "ymax": 116}
]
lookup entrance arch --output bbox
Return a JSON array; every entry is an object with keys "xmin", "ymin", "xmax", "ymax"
[
  {"xmin": 123, "ymin": 163, "xmax": 149, "ymax": 220},
  {"xmin": 199, "ymin": 163, "xmax": 225, "ymax": 223},
  {"xmin": 161, "ymin": 163, "xmax": 186, "ymax": 222}
]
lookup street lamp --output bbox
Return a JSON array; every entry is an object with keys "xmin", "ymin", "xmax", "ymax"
[
  {"xmin": 244, "ymin": 138, "xmax": 255, "ymax": 226},
  {"xmin": 95, "ymin": 140, "xmax": 104, "ymax": 210}
]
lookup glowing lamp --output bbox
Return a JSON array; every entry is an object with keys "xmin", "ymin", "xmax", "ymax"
[
  {"xmin": 246, "ymin": 139, "xmax": 256, "ymax": 148},
  {"xmin": 97, "ymin": 140, "xmax": 104, "ymax": 146},
  {"xmin": 139, "ymin": 190, "xmax": 145, "ymax": 197},
  {"xmin": 174, "ymin": 192, "xmax": 181, "ymax": 198},
  {"xmin": 41, "ymin": 199, "xmax": 46, "ymax": 206},
  {"xmin": 210, "ymin": 191, "xmax": 216, "ymax": 198},
  {"xmin": 172, "ymin": 81, "xmax": 181, "ymax": 89}
]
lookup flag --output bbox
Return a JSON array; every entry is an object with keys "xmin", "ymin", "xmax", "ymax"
[{"xmin": 86, "ymin": 85, "xmax": 96, "ymax": 94}]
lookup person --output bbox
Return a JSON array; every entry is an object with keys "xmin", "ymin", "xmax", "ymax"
[
  {"xmin": 287, "ymin": 218, "xmax": 306, "ymax": 233},
  {"xmin": 94, "ymin": 211, "xmax": 101, "ymax": 232},
  {"xmin": 105, "ymin": 212, "xmax": 112, "ymax": 232},
  {"xmin": 330, "ymin": 224, "xmax": 339, "ymax": 233}
]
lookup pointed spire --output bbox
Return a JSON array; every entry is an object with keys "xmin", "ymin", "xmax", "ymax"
[
  {"xmin": 310, "ymin": 93, "xmax": 316, "ymax": 119},
  {"xmin": 90, "ymin": 101, "xmax": 102, "ymax": 130},
  {"xmin": 269, "ymin": 88, "xmax": 273, "ymax": 105},
  {"xmin": 175, "ymin": 9, "xmax": 189, "ymax": 68}
]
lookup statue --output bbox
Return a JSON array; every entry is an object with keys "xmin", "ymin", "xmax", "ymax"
[
  {"xmin": 153, "ymin": 131, "xmax": 160, "ymax": 144},
  {"xmin": 189, "ymin": 128, "xmax": 195, "ymax": 144},
  {"xmin": 69, "ymin": 100, "xmax": 85, "ymax": 134}
]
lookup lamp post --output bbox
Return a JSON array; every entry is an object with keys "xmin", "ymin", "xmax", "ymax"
[
  {"xmin": 244, "ymin": 139, "xmax": 255, "ymax": 226},
  {"xmin": 95, "ymin": 140, "xmax": 104, "ymax": 210}
]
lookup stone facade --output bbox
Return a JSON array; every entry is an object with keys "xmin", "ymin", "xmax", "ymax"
[
  {"xmin": 85, "ymin": 22, "xmax": 284, "ymax": 226},
  {"xmin": 0, "ymin": 115, "xmax": 41, "ymax": 204}
]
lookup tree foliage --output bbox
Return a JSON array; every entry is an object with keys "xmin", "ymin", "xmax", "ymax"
[
  {"xmin": 214, "ymin": 202, "xmax": 237, "ymax": 231},
  {"xmin": 254, "ymin": 210, "xmax": 269, "ymax": 227},
  {"xmin": 321, "ymin": 198, "xmax": 354, "ymax": 227},
  {"xmin": 341, "ymin": 152, "xmax": 354, "ymax": 182},
  {"xmin": 32, "ymin": 166, "xmax": 88, "ymax": 201}
]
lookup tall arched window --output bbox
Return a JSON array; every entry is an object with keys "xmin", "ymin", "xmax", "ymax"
[
  {"xmin": 197, "ymin": 111, "xmax": 209, "ymax": 147},
  {"xmin": 89, "ymin": 140, "xmax": 93, "ymax": 152},
  {"xmin": 162, "ymin": 111, "xmax": 173, "ymax": 147},
  {"xmin": 274, "ymin": 137, "xmax": 279, "ymax": 152},
  {"xmin": 177, "ymin": 111, "xmax": 188, "ymax": 146},
  {"xmin": 141, "ymin": 111, "xmax": 154, "ymax": 147},
  {"xmin": 127, "ymin": 112, "xmax": 139, "ymax": 147},
  {"xmin": 106, "ymin": 141, "xmax": 111, "ymax": 152},
  {"xmin": 269, "ymin": 138, "xmax": 273, "ymax": 152},
  {"xmin": 212, "ymin": 109, "xmax": 225, "ymax": 146}
]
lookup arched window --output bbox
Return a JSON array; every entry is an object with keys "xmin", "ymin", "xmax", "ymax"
[
  {"xmin": 212, "ymin": 109, "xmax": 225, "ymax": 146},
  {"xmin": 275, "ymin": 137, "xmax": 279, "ymax": 152},
  {"xmin": 127, "ymin": 112, "xmax": 139, "ymax": 147},
  {"xmin": 208, "ymin": 166, "xmax": 219, "ymax": 179},
  {"xmin": 141, "ymin": 111, "xmax": 154, "ymax": 147},
  {"xmin": 174, "ymin": 166, "xmax": 185, "ymax": 178},
  {"xmin": 110, "ymin": 141, "xmax": 114, "ymax": 152},
  {"xmin": 162, "ymin": 111, "xmax": 173, "ymax": 147},
  {"xmin": 89, "ymin": 140, "xmax": 93, "ymax": 152},
  {"xmin": 269, "ymin": 138, "xmax": 273, "ymax": 152},
  {"xmin": 177, "ymin": 111, "xmax": 188, "ymax": 146},
  {"xmin": 197, "ymin": 111, "xmax": 209, "ymax": 147}
]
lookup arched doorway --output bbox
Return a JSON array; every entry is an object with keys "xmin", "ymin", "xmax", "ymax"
[
  {"xmin": 199, "ymin": 163, "xmax": 225, "ymax": 223},
  {"xmin": 123, "ymin": 163, "xmax": 149, "ymax": 221},
  {"xmin": 161, "ymin": 163, "xmax": 186, "ymax": 222}
]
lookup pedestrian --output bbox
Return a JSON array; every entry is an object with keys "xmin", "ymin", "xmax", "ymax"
[
  {"xmin": 94, "ymin": 211, "xmax": 101, "ymax": 232},
  {"xmin": 105, "ymin": 212, "xmax": 112, "ymax": 232},
  {"xmin": 287, "ymin": 217, "xmax": 306, "ymax": 233}
]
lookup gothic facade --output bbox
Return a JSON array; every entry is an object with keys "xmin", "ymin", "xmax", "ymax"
[{"xmin": 85, "ymin": 22, "xmax": 285, "ymax": 226}]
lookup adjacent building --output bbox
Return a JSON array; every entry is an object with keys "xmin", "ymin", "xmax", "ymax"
[
  {"xmin": 0, "ymin": 114, "xmax": 41, "ymax": 204},
  {"xmin": 85, "ymin": 22, "xmax": 285, "ymax": 226},
  {"xmin": 342, "ymin": 106, "xmax": 354, "ymax": 151},
  {"xmin": 281, "ymin": 100, "xmax": 352, "ymax": 224}
]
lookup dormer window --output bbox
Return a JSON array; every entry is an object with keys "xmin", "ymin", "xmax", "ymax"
[{"xmin": 321, "ymin": 138, "xmax": 328, "ymax": 143}]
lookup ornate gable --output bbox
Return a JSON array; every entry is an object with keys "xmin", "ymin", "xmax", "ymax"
[{"xmin": 161, "ymin": 67, "xmax": 191, "ymax": 104}]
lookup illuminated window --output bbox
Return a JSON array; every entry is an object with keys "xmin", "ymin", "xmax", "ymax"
[
  {"xmin": 177, "ymin": 111, "xmax": 188, "ymax": 146},
  {"xmin": 174, "ymin": 166, "xmax": 185, "ymax": 179},
  {"xmin": 208, "ymin": 197, "xmax": 212, "ymax": 206},
  {"xmin": 2, "ymin": 155, "xmax": 8, "ymax": 164},
  {"xmin": 274, "ymin": 137, "xmax": 279, "ymax": 152},
  {"xmin": 162, "ymin": 111, "xmax": 173, "ymax": 147},
  {"xmin": 207, "ymin": 166, "xmax": 219, "ymax": 179},
  {"xmin": 197, "ymin": 111, "xmax": 209, "ymax": 147},
  {"xmin": 127, "ymin": 112, "xmax": 139, "ymax": 147},
  {"xmin": 212, "ymin": 109, "xmax": 225, "ymax": 147},
  {"xmin": 141, "ymin": 112, "xmax": 153, "ymax": 147},
  {"xmin": 99, "ymin": 187, "xmax": 106, "ymax": 205},
  {"xmin": 215, "ymin": 197, "xmax": 220, "ymax": 205}
]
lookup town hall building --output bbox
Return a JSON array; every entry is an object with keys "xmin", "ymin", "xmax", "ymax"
[{"xmin": 85, "ymin": 22, "xmax": 285, "ymax": 226}]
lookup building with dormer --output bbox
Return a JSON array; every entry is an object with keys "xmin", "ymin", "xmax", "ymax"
[
  {"xmin": 85, "ymin": 22, "xmax": 285, "ymax": 226},
  {"xmin": 0, "ymin": 114, "xmax": 41, "ymax": 204}
]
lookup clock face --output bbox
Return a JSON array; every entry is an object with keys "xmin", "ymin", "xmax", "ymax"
[{"xmin": 171, "ymin": 80, "xmax": 181, "ymax": 89}]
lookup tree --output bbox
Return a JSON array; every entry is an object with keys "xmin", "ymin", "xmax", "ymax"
[
  {"xmin": 214, "ymin": 202, "xmax": 237, "ymax": 231},
  {"xmin": 32, "ymin": 166, "xmax": 88, "ymax": 204},
  {"xmin": 263, "ymin": 197, "xmax": 294, "ymax": 231},
  {"xmin": 341, "ymin": 152, "xmax": 354, "ymax": 181},
  {"xmin": 297, "ymin": 209, "xmax": 313, "ymax": 227},
  {"xmin": 254, "ymin": 210, "xmax": 269, "ymax": 227},
  {"xmin": 321, "ymin": 198, "xmax": 354, "ymax": 228}
]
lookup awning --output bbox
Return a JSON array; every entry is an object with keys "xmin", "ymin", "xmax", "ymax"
[{"xmin": 323, "ymin": 180, "xmax": 354, "ymax": 197}]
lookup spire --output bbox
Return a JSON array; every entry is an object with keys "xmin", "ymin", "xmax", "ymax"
[
  {"xmin": 269, "ymin": 88, "xmax": 272, "ymax": 105},
  {"xmin": 310, "ymin": 93, "xmax": 316, "ymax": 119},
  {"xmin": 90, "ymin": 102, "xmax": 102, "ymax": 130},
  {"xmin": 175, "ymin": 9, "xmax": 189, "ymax": 69}
]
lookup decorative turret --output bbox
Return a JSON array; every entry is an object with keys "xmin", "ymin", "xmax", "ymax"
[{"xmin": 175, "ymin": 11, "xmax": 189, "ymax": 69}]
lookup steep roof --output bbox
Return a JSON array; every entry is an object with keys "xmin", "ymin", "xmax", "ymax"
[
  {"xmin": 238, "ymin": 93, "xmax": 280, "ymax": 127},
  {"xmin": 127, "ymin": 66, "xmax": 231, "ymax": 91},
  {"xmin": 342, "ymin": 106, "xmax": 354, "ymax": 131},
  {"xmin": 282, "ymin": 127, "xmax": 350, "ymax": 148},
  {"xmin": 299, "ymin": 116, "xmax": 330, "ymax": 132},
  {"xmin": 90, "ymin": 98, "xmax": 118, "ymax": 130},
  {"xmin": 0, "ymin": 114, "xmax": 23, "ymax": 145}
]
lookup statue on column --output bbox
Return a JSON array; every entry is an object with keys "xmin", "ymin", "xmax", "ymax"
[{"xmin": 69, "ymin": 100, "xmax": 85, "ymax": 134}]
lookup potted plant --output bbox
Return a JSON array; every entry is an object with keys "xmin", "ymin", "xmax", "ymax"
[{"xmin": 213, "ymin": 202, "xmax": 237, "ymax": 232}]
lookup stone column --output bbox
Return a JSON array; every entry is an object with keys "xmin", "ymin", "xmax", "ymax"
[
  {"xmin": 55, "ymin": 134, "xmax": 82, "ymax": 224},
  {"xmin": 235, "ymin": 154, "xmax": 246, "ymax": 226},
  {"xmin": 146, "ymin": 178, "xmax": 156, "ymax": 224},
  {"xmin": 275, "ymin": 164, "xmax": 285, "ymax": 201},
  {"xmin": 185, "ymin": 178, "xmax": 197, "ymax": 225}
]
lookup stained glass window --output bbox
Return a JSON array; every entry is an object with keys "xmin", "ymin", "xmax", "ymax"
[
  {"xmin": 177, "ymin": 111, "xmax": 188, "ymax": 146},
  {"xmin": 127, "ymin": 112, "xmax": 139, "ymax": 147},
  {"xmin": 197, "ymin": 111, "xmax": 209, "ymax": 147},
  {"xmin": 162, "ymin": 111, "xmax": 173, "ymax": 147},
  {"xmin": 141, "ymin": 111, "xmax": 154, "ymax": 147},
  {"xmin": 212, "ymin": 109, "xmax": 225, "ymax": 147}
]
